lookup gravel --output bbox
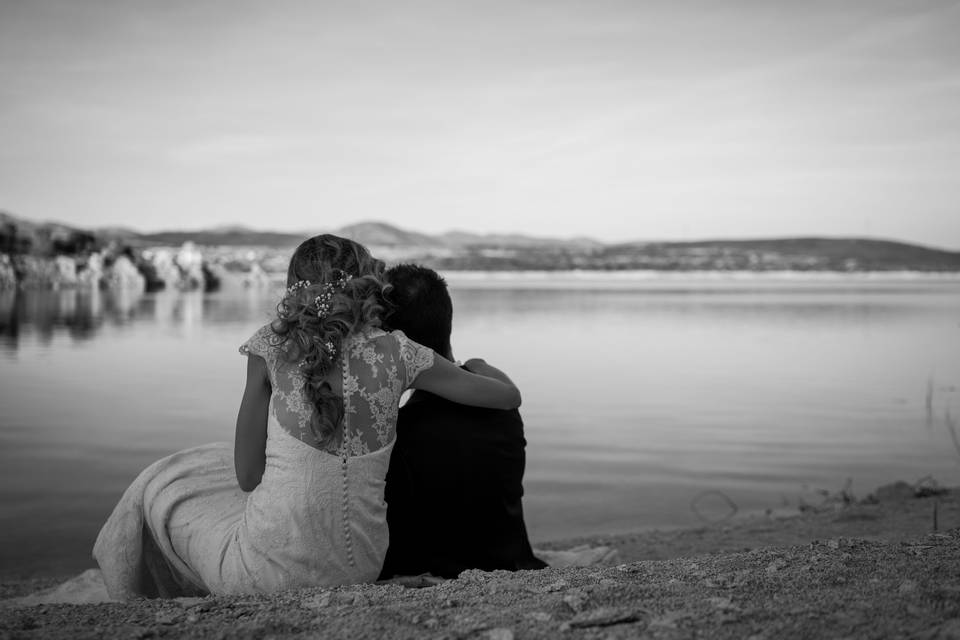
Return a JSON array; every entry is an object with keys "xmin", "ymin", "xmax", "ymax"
[{"xmin": 2, "ymin": 485, "xmax": 955, "ymax": 639}]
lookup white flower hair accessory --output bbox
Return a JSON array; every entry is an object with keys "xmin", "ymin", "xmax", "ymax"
[
  {"xmin": 286, "ymin": 280, "xmax": 311, "ymax": 295},
  {"xmin": 314, "ymin": 272, "xmax": 353, "ymax": 319}
]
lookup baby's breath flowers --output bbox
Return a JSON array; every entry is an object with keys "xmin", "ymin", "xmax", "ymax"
[
  {"xmin": 313, "ymin": 273, "xmax": 353, "ymax": 319},
  {"xmin": 286, "ymin": 273, "xmax": 354, "ymax": 320},
  {"xmin": 288, "ymin": 272, "xmax": 354, "ymax": 370},
  {"xmin": 286, "ymin": 280, "xmax": 311, "ymax": 295}
]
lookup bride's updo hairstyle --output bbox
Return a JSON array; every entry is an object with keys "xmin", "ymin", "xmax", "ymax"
[{"xmin": 272, "ymin": 234, "xmax": 390, "ymax": 445}]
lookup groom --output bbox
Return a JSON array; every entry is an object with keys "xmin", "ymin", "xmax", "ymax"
[{"xmin": 379, "ymin": 264, "xmax": 546, "ymax": 579}]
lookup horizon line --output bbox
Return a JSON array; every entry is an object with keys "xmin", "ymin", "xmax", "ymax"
[{"xmin": 3, "ymin": 210, "xmax": 959, "ymax": 253}]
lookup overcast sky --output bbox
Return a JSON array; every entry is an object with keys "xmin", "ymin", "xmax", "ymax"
[{"xmin": 1, "ymin": 0, "xmax": 959, "ymax": 247}]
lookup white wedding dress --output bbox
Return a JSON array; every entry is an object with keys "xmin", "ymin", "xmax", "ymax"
[{"xmin": 90, "ymin": 324, "xmax": 434, "ymax": 599}]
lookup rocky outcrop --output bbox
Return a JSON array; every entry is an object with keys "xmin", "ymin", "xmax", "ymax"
[
  {"xmin": 102, "ymin": 255, "xmax": 145, "ymax": 290},
  {"xmin": 241, "ymin": 262, "xmax": 272, "ymax": 288},
  {"xmin": 2, "ymin": 210, "xmax": 224, "ymax": 291},
  {"xmin": 136, "ymin": 243, "xmax": 225, "ymax": 291},
  {"xmin": 175, "ymin": 242, "xmax": 204, "ymax": 290},
  {"xmin": 77, "ymin": 253, "xmax": 104, "ymax": 288},
  {"xmin": 1, "ymin": 253, "xmax": 144, "ymax": 292},
  {"xmin": 0, "ymin": 242, "xmax": 225, "ymax": 292},
  {"xmin": 0, "ymin": 254, "xmax": 16, "ymax": 289},
  {"xmin": 12, "ymin": 255, "xmax": 67, "ymax": 289}
]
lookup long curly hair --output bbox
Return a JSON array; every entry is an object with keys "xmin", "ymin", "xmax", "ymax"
[{"xmin": 271, "ymin": 234, "xmax": 390, "ymax": 445}]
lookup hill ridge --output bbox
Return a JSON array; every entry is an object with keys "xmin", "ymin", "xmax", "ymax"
[{"xmin": 2, "ymin": 211, "xmax": 959, "ymax": 271}]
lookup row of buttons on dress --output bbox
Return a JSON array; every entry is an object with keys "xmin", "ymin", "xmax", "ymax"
[{"xmin": 341, "ymin": 453, "xmax": 355, "ymax": 567}]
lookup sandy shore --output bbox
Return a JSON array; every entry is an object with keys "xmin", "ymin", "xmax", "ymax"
[{"xmin": 1, "ymin": 481, "xmax": 956, "ymax": 639}]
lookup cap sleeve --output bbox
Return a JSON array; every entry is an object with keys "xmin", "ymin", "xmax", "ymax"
[
  {"xmin": 393, "ymin": 330, "xmax": 435, "ymax": 388},
  {"xmin": 239, "ymin": 324, "xmax": 280, "ymax": 362}
]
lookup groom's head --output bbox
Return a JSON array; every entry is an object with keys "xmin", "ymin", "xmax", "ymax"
[{"xmin": 385, "ymin": 264, "xmax": 453, "ymax": 360}]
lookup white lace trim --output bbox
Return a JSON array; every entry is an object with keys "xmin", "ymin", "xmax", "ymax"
[
  {"xmin": 240, "ymin": 325, "xmax": 434, "ymax": 459},
  {"xmin": 396, "ymin": 331, "xmax": 435, "ymax": 384}
]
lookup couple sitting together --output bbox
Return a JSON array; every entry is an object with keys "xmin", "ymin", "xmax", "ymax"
[{"xmin": 93, "ymin": 234, "xmax": 555, "ymax": 598}]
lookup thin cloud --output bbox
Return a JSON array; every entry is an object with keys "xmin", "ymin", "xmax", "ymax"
[{"xmin": 168, "ymin": 134, "xmax": 307, "ymax": 167}]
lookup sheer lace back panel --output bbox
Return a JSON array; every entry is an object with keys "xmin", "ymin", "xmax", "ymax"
[{"xmin": 240, "ymin": 325, "xmax": 434, "ymax": 456}]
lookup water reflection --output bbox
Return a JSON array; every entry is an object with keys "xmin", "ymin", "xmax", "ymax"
[
  {"xmin": 0, "ymin": 289, "xmax": 143, "ymax": 349},
  {"xmin": 4, "ymin": 275, "xmax": 954, "ymax": 353},
  {"xmin": 449, "ymin": 287, "xmax": 954, "ymax": 327},
  {"xmin": 1, "ymin": 273, "xmax": 960, "ymax": 578},
  {"xmin": 0, "ymin": 286, "xmax": 283, "ymax": 352}
]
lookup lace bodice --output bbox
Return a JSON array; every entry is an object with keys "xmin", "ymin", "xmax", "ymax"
[{"xmin": 240, "ymin": 324, "xmax": 434, "ymax": 457}]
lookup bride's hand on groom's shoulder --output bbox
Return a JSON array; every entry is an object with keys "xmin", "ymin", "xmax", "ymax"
[
  {"xmin": 414, "ymin": 355, "xmax": 521, "ymax": 410},
  {"xmin": 462, "ymin": 357, "xmax": 487, "ymax": 371},
  {"xmin": 462, "ymin": 358, "xmax": 518, "ymax": 393}
]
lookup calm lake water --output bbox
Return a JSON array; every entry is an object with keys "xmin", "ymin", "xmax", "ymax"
[{"xmin": 1, "ymin": 271, "xmax": 959, "ymax": 578}]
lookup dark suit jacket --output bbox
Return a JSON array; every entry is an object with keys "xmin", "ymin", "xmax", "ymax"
[{"xmin": 379, "ymin": 390, "xmax": 546, "ymax": 579}]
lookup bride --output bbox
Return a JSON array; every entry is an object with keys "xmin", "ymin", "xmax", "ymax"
[{"xmin": 91, "ymin": 234, "xmax": 521, "ymax": 598}]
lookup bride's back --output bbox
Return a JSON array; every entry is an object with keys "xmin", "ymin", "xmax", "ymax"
[{"xmin": 241, "ymin": 324, "xmax": 434, "ymax": 457}]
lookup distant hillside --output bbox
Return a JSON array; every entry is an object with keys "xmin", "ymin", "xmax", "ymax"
[
  {"xmin": 2, "ymin": 211, "xmax": 959, "ymax": 272},
  {"xmin": 335, "ymin": 222, "xmax": 443, "ymax": 248},
  {"xmin": 591, "ymin": 237, "xmax": 960, "ymax": 272},
  {"xmin": 440, "ymin": 230, "xmax": 602, "ymax": 250},
  {"xmin": 137, "ymin": 220, "xmax": 605, "ymax": 252},
  {"xmin": 139, "ymin": 228, "xmax": 304, "ymax": 248},
  {"xmin": 1, "ymin": 211, "xmax": 102, "ymax": 255}
]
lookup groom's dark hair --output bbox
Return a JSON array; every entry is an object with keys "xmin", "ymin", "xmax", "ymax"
[{"xmin": 384, "ymin": 264, "xmax": 453, "ymax": 358}]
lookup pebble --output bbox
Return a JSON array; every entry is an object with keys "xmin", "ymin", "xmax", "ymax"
[
  {"xmin": 562, "ymin": 591, "xmax": 588, "ymax": 613},
  {"xmin": 154, "ymin": 611, "xmax": 180, "ymax": 625},
  {"xmin": 540, "ymin": 579, "xmax": 569, "ymax": 593},
  {"xmin": 898, "ymin": 580, "xmax": 918, "ymax": 594},
  {"xmin": 174, "ymin": 597, "xmax": 206, "ymax": 608},
  {"xmin": 486, "ymin": 628, "xmax": 514, "ymax": 640},
  {"xmin": 707, "ymin": 597, "xmax": 739, "ymax": 612},
  {"xmin": 648, "ymin": 610, "xmax": 689, "ymax": 629},
  {"xmin": 905, "ymin": 604, "xmax": 925, "ymax": 618},
  {"xmin": 301, "ymin": 593, "xmax": 331, "ymax": 610},
  {"xmin": 568, "ymin": 607, "xmax": 644, "ymax": 629},
  {"xmin": 458, "ymin": 570, "xmax": 489, "ymax": 583},
  {"xmin": 765, "ymin": 559, "xmax": 787, "ymax": 574}
]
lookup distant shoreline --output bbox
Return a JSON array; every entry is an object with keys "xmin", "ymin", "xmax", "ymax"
[
  {"xmin": 229, "ymin": 268, "xmax": 960, "ymax": 284},
  {"xmin": 5, "ymin": 212, "xmax": 960, "ymax": 277},
  {"xmin": 440, "ymin": 269, "xmax": 960, "ymax": 279}
]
